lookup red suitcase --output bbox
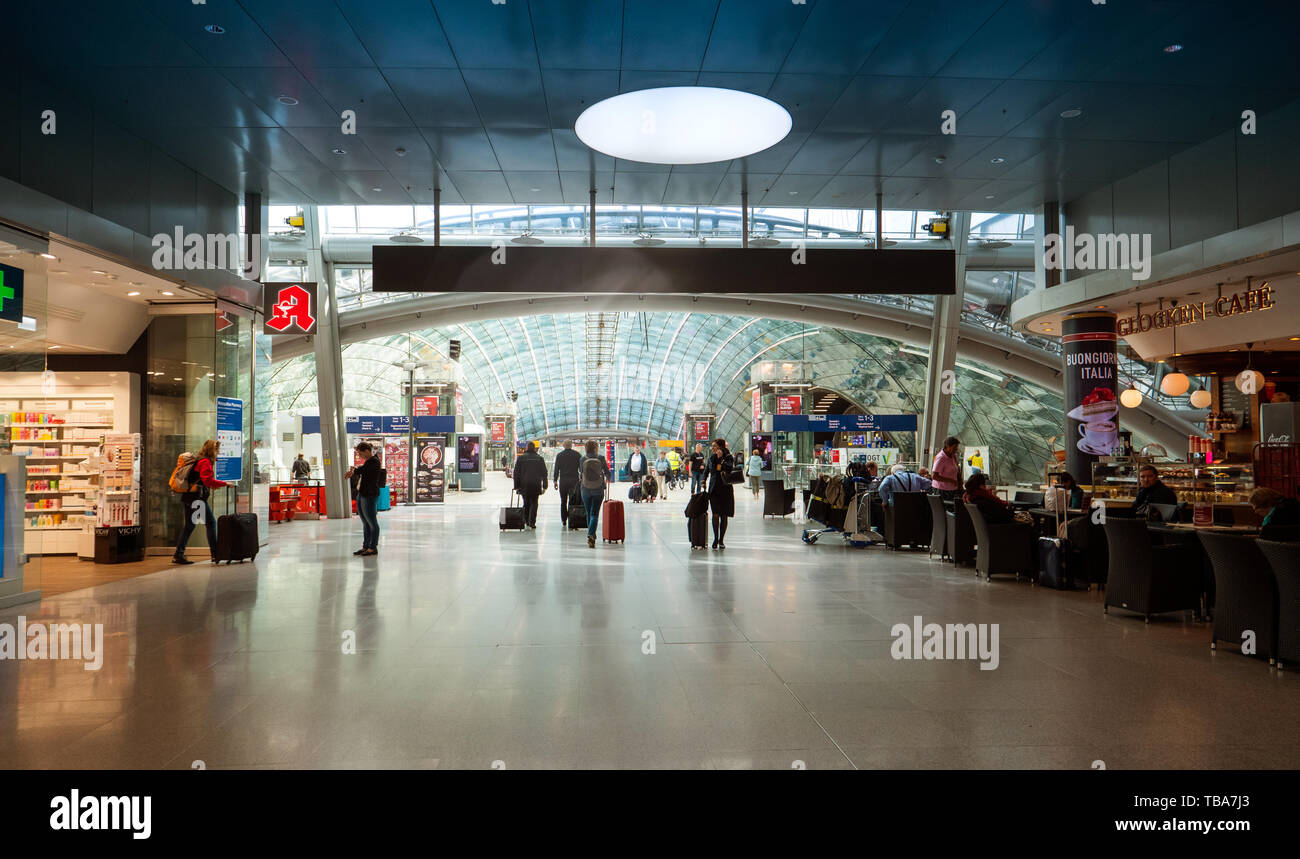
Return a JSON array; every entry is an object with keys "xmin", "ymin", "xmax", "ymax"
[{"xmin": 601, "ymin": 499, "xmax": 625, "ymax": 543}]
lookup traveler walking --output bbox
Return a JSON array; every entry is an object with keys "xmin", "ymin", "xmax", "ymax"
[
  {"xmin": 707, "ymin": 438, "xmax": 736, "ymax": 549},
  {"xmin": 625, "ymin": 444, "xmax": 648, "ymax": 483},
  {"xmin": 344, "ymin": 441, "xmax": 383, "ymax": 555},
  {"xmin": 746, "ymin": 447, "xmax": 764, "ymax": 499},
  {"xmin": 291, "ymin": 452, "xmax": 311, "ymax": 482},
  {"xmin": 553, "ymin": 439, "xmax": 582, "ymax": 527},
  {"xmin": 580, "ymin": 440, "xmax": 611, "ymax": 548},
  {"xmin": 172, "ymin": 439, "xmax": 229, "ymax": 565},
  {"xmin": 666, "ymin": 448, "xmax": 682, "ymax": 487},
  {"xmin": 930, "ymin": 436, "xmax": 962, "ymax": 499},
  {"xmin": 688, "ymin": 443, "xmax": 707, "ymax": 494},
  {"xmin": 513, "ymin": 441, "xmax": 548, "ymax": 529},
  {"xmin": 654, "ymin": 451, "xmax": 671, "ymax": 499}
]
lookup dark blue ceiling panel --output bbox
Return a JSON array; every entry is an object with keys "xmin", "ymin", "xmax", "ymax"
[
  {"xmin": 542, "ymin": 70, "xmax": 621, "ymax": 129},
  {"xmin": 300, "ymin": 67, "xmax": 415, "ymax": 127},
  {"xmin": 620, "ymin": 0, "xmax": 719, "ymax": 71},
  {"xmin": 384, "ymin": 68, "xmax": 480, "ymax": 127},
  {"xmin": 531, "ymin": 1, "xmax": 624, "ymax": 70},
  {"xmin": 779, "ymin": 0, "xmax": 909, "ymax": 76},
  {"xmin": 238, "ymin": 0, "xmax": 375, "ymax": 70},
  {"xmin": 13, "ymin": 0, "xmax": 1300, "ymax": 214},
  {"xmin": 462, "ymin": 69, "xmax": 551, "ymax": 128},
  {"xmin": 432, "ymin": 0, "xmax": 539, "ymax": 70},
  {"xmin": 419, "ymin": 128, "xmax": 502, "ymax": 171},
  {"xmin": 858, "ymin": 0, "xmax": 1002, "ymax": 78},
  {"xmin": 486, "ymin": 130, "xmax": 558, "ymax": 172},
  {"xmin": 700, "ymin": 0, "xmax": 811, "ymax": 73},
  {"xmin": 335, "ymin": 0, "xmax": 458, "ymax": 68}
]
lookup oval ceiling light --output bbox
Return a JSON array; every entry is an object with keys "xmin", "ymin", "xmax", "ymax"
[
  {"xmin": 1119, "ymin": 384, "xmax": 1143, "ymax": 409},
  {"xmin": 1189, "ymin": 389, "xmax": 1212, "ymax": 409},
  {"xmin": 575, "ymin": 87, "xmax": 791, "ymax": 165},
  {"xmin": 1160, "ymin": 370, "xmax": 1189, "ymax": 397}
]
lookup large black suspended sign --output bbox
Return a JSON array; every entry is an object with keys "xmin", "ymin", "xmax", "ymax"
[
  {"xmin": 1061, "ymin": 312, "xmax": 1119, "ymax": 482},
  {"xmin": 372, "ymin": 245, "xmax": 955, "ymax": 295}
]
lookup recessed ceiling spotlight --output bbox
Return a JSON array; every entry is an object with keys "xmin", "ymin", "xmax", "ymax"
[
  {"xmin": 1060, "ymin": 108, "xmax": 1083, "ymax": 118},
  {"xmin": 160, "ymin": 290, "xmax": 175, "ymax": 296},
  {"xmin": 984, "ymin": 194, "xmax": 995, "ymax": 199},
  {"xmin": 90, "ymin": 269, "xmax": 107, "ymax": 275},
  {"xmin": 128, "ymin": 281, "xmax": 142, "ymax": 286},
  {"xmin": 530, "ymin": 187, "xmax": 541, "ymax": 192},
  {"xmin": 48, "ymin": 344, "xmax": 61, "ymax": 349},
  {"xmin": 277, "ymin": 95, "xmax": 299, "ymax": 106},
  {"xmin": 127, "ymin": 291, "xmax": 140, "ymax": 296},
  {"xmin": 788, "ymin": 191, "xmax": 798, "ymax": 196},
  {"xmin": 49, "ymin": 269, "xmax": 68, "ymax": 274},
  {"xmin": 371, "ymin": 187, "xmax": 382, "ymax": 192},
  {"xmin": 1163, "ymin": 44, "xmax": 1183, "ymax": 53},
  {"xmin": 331, "ymin": 147, "xmax": 347, "ymax": 155},
  {"xmin": 574, "ymin": 87, "xmax": 792, "ymax": 164},
  {"xmin": 933, "ymin": 156, "xmax": 946, "ymax": 164},
  {"xmin": 394, "ymin": 147, "xmax": 407, "ymax": 156},
  {"xmin": 990, "ymin": 157, "xmax": 1006, "ymax": 164},
  {"xmin": 204, "ymin": 24, "xmax": 225, "ymax": 35},
  {"xmin": 39, "ymin": 252, "xmax": 57, "ymax": 260}
]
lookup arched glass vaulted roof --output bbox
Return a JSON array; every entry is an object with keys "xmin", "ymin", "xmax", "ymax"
[{"xmin": 270, "ymin": 312, "xmax": 1154, "ymax": 484}]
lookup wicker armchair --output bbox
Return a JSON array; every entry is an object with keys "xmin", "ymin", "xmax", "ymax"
[
  {"xmin": 927, "ymin": 494, "xmax": 949, "ymax": 560},
  {"xmin": 1103, "ymin": 519, "xmax": 1202, "ymax": 622},
  {"xmin": 946, "ymin": 499, "xmax": 977, "ymax": 566},
  {"xmin": 1199, "ymin": 531, "xmax": 1278, "ymax": 662},
  {"xmin": 964, "ymin": 502, "xmax": 1035, "ymax": 581},
  {"xmin": 885, "ymin": 492, "xmax": 931, "ymax": 550},
  {"xmin": 1258, "ymin": 539, "xmax": 1300, "ymax": 669}
]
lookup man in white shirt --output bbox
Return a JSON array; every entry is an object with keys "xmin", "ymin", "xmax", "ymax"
[{"xmin": 625, "ymin": 445, "xmax": 647, "ymax": 482}]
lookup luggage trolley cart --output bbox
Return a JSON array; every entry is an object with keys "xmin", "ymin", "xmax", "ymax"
[{"xmin": 841, "ymin": 479, "xmax": 884, "ymax": 547}]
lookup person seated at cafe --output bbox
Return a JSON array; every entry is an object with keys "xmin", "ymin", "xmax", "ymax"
[
  {"xmin": 1054, "ymin": 471, "xmax": 1085, "ymax": 509},
  {"xmin": 1133, "ymin": 464, "xmax": 1177, "ymax": 518},
  {"xmin": 963, "ymin": 472, "xmax": 1014, "ymax": 524},
  {"xmin": 877, "ymin": 463, "xmax": 931, "ymax": 506},
  {"xmin": 917, "ymin": 466, "xmax": 932, "ymax": 480},
  {"xmin": 1250, "ymin": 487, "xmax": 1300, "ymax": 539},
  {"xmin": 864, "ymin": 461, "xmax": 881, "ymax": 491}
]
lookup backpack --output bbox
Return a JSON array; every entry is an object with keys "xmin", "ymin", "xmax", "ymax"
[
  {"xmin": 168, "ymin": 452, "xmax": 198, "ymax": 493},
  {"xmin": 582, "ymin": 456, "xmax": 606, "ymax": 488}
]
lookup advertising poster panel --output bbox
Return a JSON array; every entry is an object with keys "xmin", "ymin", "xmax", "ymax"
[
  {"xmin": 415, "ymin": 438, "xmax": 445, "ymax": 503},
  {"xmin": 457, "ymin": 435, "xmax": 481, "ymax": 473},
  {"xmin": 1061, "ymin": 312, "xmax": 1119, "ymax": 480}
]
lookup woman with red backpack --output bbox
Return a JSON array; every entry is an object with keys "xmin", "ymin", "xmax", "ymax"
[{"xmin": 172, "ymin": 439, "xmax": 229, "ymax": 565}]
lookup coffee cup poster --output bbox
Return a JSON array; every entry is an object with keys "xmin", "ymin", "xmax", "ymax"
[{"xmin": 1061, "ymin": 312, "xmax": 1119, "ymax": 479}]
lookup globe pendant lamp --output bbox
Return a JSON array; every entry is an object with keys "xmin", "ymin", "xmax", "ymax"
[
  {"xmin": 1189, "ymin": 388, "xmax": 1212, "ymax": 409},
  {"xmin": 1119, "ymin": 382, "xmax": 1143, "ymax": 409},
  {"xmin": 1235, "ymin": 342, "xmax": 1264, "ymax": 394},
  {"xmin": 1159, "ymin": 305, "xmax": 1189, "ymax": 397}
]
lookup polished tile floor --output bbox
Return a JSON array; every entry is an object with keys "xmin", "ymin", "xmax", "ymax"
[{"xmin": 2, "ymin": 474, "xmax": 1298, "ymax": 769}]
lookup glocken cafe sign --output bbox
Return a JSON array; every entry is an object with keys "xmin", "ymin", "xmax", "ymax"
[{"xmin": 1116, "ymin": 283, "xmax": 1274, "ymax": 337}]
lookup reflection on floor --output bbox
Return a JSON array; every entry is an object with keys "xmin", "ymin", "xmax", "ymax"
[
  {"xmin": 2, "ymin": 473, "xmax": 1298, "ymax": 770},
  {"xmin": 36, "ymin": 554, "xmax": 182, "ymax": 597}
]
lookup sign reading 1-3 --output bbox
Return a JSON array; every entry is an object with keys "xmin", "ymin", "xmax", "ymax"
[
  {"xmin": 215, "ymin": 397, "xmax": 244, "ymax": 482},
  {"xmin": 262, "ymin": 282, "xmax": 318, "ymax": 335},
  {"xmin": 0, "ymin": 262, "xmax": 25, "ymax": 324}
]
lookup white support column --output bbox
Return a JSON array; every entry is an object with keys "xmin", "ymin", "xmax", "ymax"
[
  {"xmin": 919, "ymin": 211, "xmax": 970, "ymax": 468},
  {"xmin": 305, "ymin": 206, "xmax": 350, "ymax": 519}
]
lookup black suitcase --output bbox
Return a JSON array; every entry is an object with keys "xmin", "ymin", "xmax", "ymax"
[
  {"xmin": 1037, "ymin": 536, "xmax": 1072, "ymax": 589},
  {"xmin": 567, "ymin": 491, "xmax": 587, "ymax": 530},
  {"xmin": 500, "ymin": 490, "xmax": 526, "ymax": 531},
  {"xmin": 684, "ymin": 492, "xmax": 709, "ymax": 519},
  {"xmin": 688, "ymin": 512, "xmax": 709, "ymax": 549},
  {"xmin": 214, "ymin": 512, "xmax": 259, "ymax": 564}
]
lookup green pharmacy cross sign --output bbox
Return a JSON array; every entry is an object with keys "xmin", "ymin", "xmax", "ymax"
[{"xmin": 0, "ymin": 262, "xmax": 24, "ymax": 323}]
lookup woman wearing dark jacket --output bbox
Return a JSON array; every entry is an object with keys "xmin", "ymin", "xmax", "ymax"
[
  {"xmin": 173, "ymin": 438, "xmax": 230, "ymax": 565},
  {"xmin": 707, "ymin": 438, "xmax": 736, "ymax": 549},
  {"xmin": 345, "ymin": 441, "xmax": 383, "ymax": 555},
  {"xmin": 963, "ymin": 472, "xmax": 1013, "ymax": 524}
]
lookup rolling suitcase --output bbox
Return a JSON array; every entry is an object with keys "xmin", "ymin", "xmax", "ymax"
[
  {"xmin": 499, "ymin": 490, "xmax": 526, "ymax": 531},
  {"xmin": 602, "ymin": 486, "xmax": 625, "ymax": 543},
  {"xmin": 1037, "ymin": 498, "xmax": 1072, "ymax": 589},
  {"xmin": 567, "ymin": 489, "xmax": 587, "ymax": 531},
  {"xmin": 687, "ymin": 512, "xmax": 709, "ymax": 549},
  {"xmin": 214, "ymin": 489, "xmax": 258, "ymax": 564}
]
